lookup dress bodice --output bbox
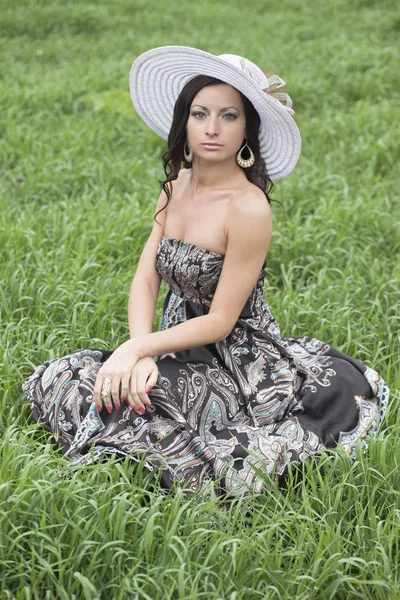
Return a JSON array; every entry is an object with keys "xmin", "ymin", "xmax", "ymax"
[
  {"xmin": 155, "ymin": 234, "xmax": 307, "ymax": 367},
  {"xmin": 155, "ymin": 235, "xmax": 267, "ymax": 310}
]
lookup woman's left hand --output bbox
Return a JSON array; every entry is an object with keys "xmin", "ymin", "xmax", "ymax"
[{"xmin": 93, "ymin": 339, "xmax": 141, "ymax": 413}]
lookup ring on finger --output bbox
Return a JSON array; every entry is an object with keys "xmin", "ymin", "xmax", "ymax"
[{"xmin": 101, "ymin": 378, "xmax": 112, "ymax": 398}]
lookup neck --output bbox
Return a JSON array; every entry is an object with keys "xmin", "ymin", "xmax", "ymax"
[{"xmin": 187, "ymin": 156, "xmax": 245, "ymax": 194}]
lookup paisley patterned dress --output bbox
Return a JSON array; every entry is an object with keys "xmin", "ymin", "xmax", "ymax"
[{"xmin": 23, "ymin": 235, "xmax": 390, "ymax": 497}]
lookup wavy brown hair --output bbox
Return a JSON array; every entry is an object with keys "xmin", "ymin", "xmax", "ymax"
[{"xmin": 155, "ymin": 74, "xmax": 275, "ymax": 225}]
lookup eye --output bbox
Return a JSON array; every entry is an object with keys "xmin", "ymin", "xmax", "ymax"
[
  {"xmin": 191, "ymin": 111, "xmax": 206, "ymax": 119},
  {"xmin": 223, "ymin": 112, "xmax": 238, "ymax": 120}
]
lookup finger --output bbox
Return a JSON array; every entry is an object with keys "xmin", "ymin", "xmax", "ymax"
[
  {"xmin": 145, "ymin": 369, "xmax": 159, "ymax": 402},
  {"xmin": 103, "ymin": 391, "xmax": 113, "ymax": 414},
  {"xmin": 138, "ymin": 374, "xmax": 152, "ymax": 407},
  {"xmin": 119, "ymin": 375, "xmax": 130, "ymax": 409},
  {"xmin": 110, "ymin": 376, "xmax": 121, "ymax": 411},
  {"xmin": 125, "ymin": 368, "xmax": 137, "ymax": 409},
  {"xmin": 148, "ymin": 367, "xmax": 159, "ymax": 390},
  {"xmin": 129, "ymin": 371, "xmax": 145, "ymax": 411},
  {"xmin": 100, "ymin": 373, "xmax": 113, "ymax": 414},
  {"xmin": 127, "ymin": 391, "xmax": 146, "ymax": 414},
  {"xmin": 131, "ymin": 388, "xmax": 145, "ymax": 411},
  {"xmin": 138, "ymin": 388, "xmax": 151, "ymax": 408},
  {"xmin": 127, "ymin": 390, "xmax": 143, "ymax": 414},
  {"xmin": 93, "ymin": 373, "xmax": 105, "ymax": 411}
]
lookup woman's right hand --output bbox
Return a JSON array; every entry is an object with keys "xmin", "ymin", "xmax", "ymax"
[{"xmin": 126, "ymin": 356, "xmax": 159, "ymax": 413}]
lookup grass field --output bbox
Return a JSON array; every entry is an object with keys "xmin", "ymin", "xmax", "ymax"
[{"xmin": 1, "ymin": 0, "xmax": 400, "ymax": 598}]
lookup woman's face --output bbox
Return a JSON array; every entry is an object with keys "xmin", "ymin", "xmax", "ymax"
[{"xmin": 186, "ymin": 84, "xmax": 246, "ymax": 164}]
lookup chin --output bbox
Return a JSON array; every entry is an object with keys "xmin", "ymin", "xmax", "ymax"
[{"xmin": 196, "ymin": 148, "xmax": 229, "ymax": 158}]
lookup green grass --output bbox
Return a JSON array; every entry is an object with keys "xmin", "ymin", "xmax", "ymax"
[{"xmin": 1, "ymin": 0, "xmax": 399, "ymax": 598}]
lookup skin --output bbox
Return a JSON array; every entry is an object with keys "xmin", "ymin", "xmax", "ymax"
[
  {"xmin": 93, "ymin": 84, "xmax": 272, "ymax": 415},
  {"xmin": 186, "ymin": 83, "xmax": 248, "ymax": 194}
]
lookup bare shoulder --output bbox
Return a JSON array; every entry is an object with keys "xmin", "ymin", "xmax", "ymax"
[
  {"xmin": 157, "ymin": 168, "xmax": 189, "ymax": 205},
  {"xmin": 155, "ymin": 168, "xmax": 186, "ymax": 211},
  {"xmin": 209, "ymin": 185, "xmax": 273, "ymax": 333},
  {"xmin": 228, "ymin": 185, "xmax": 273, "ymax": 237}
]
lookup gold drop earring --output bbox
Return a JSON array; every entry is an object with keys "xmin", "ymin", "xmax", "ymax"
[
  {"xmin": 183, "ymin": 140, "xmax": 193, "ymax": 163},
  {"xmin": 236, "ymin": 138, "xmax": 255, "ymax": 168}
]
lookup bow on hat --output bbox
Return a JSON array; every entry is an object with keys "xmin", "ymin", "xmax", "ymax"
[
  {"xmin": 262, "ymin": 72, "xmax": 295, "ymax": 117},
  {"xmin": 236, "ymin": 57, "xmax": 295, "ymax": 118}
]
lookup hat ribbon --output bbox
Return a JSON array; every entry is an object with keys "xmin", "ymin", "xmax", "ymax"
[{"xmin": 262, "ymin": 73, "xmax": 295, "ymax": 116}]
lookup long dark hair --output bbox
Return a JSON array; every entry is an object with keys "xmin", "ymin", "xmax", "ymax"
[{"xmin": 155, "ymin": 75, "xmax": 275, "ymax": 225}]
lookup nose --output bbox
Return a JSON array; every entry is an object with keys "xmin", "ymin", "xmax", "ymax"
[{"xmin": 206, "ymin": 114, "xmax": 220, "ymax": 137}]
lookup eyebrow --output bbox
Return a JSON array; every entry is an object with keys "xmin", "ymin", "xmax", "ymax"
[{"xmin": 191, "ymin": 104, "xmax": 240, "ymax": 112}]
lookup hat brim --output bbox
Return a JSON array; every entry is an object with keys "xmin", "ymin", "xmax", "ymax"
[{"xmin": 129, "ymin": 45, "xmax": 301, "ymax": 181}]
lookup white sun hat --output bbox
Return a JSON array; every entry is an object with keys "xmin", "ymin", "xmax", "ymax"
[{"xmin": 129, "ymin": 45, "xmax": 301, "ymax": 181}]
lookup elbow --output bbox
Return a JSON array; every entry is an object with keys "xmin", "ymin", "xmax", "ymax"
[
  {"xmin": 216, "ymin": 323, "xmax": 234, "ymax": 342},
  {"xmin": 209, "ymin": 313, "xmax": 234, "ymax": 342},
  {"xmin": 217, "ymin": 332, "xmax": 230, "ymax": 343}
]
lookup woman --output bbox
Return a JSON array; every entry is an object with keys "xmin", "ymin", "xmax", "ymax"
[{"xmin": 23, "ymin": 46, "xmax": 389, "ymax": 498}]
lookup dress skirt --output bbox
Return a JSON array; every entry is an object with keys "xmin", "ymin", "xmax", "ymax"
[{"xmin": 22, "ymin": 236, "xmax": 390, "ymax": 497}]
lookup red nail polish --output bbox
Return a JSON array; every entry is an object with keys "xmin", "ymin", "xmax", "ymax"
[
  {"xmin": 121, "ymin": 398, "xmax": 126, "ymax": 403},
  {"xmin": 115, "ymin": 404, "xmax": 120, "ymax": 410},
  {"xmin": 107, "ymin": 406, "xmax": 112, "ymax": 414},
  {"xmin": 146, "ymin": 386, "xmax": 151, "ymax": 393},
  {"xmin": 133, "ymin": 406, "xmax": 139, "ymax": 413},
  {"xmin": 97, "ymin": 405, "xmax": 102, "ymax": 412}
]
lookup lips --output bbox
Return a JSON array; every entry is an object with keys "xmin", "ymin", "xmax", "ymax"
[{"xmin": 201, "ymin": 143, "xmax": 223, "ymax": 147}]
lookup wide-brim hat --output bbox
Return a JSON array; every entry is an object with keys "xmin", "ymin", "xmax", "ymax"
[{"xmin": 129, "ymin": 45, "xmax": 301, "ymax": 181}]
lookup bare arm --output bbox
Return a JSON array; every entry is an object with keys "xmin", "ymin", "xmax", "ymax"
[
  {"xmin": 134, "ymin": 189, "xmax": 272, "ymax": 360},
  {"xmin": 127, "ymin": 189, "xmax": 168, "ymax": 342},
  {"xmin": 128, "ymin": 273, "xmax": 160, "ymax": 340},
  {"xmin": 135, "ymin": 313, "xmax": 229, "ymax": 359}
]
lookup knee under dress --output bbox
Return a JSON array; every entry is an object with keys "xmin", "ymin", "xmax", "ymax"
[{"xmin": 23, "ymin": 235, "xmax": 390, "ymax": 497}]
